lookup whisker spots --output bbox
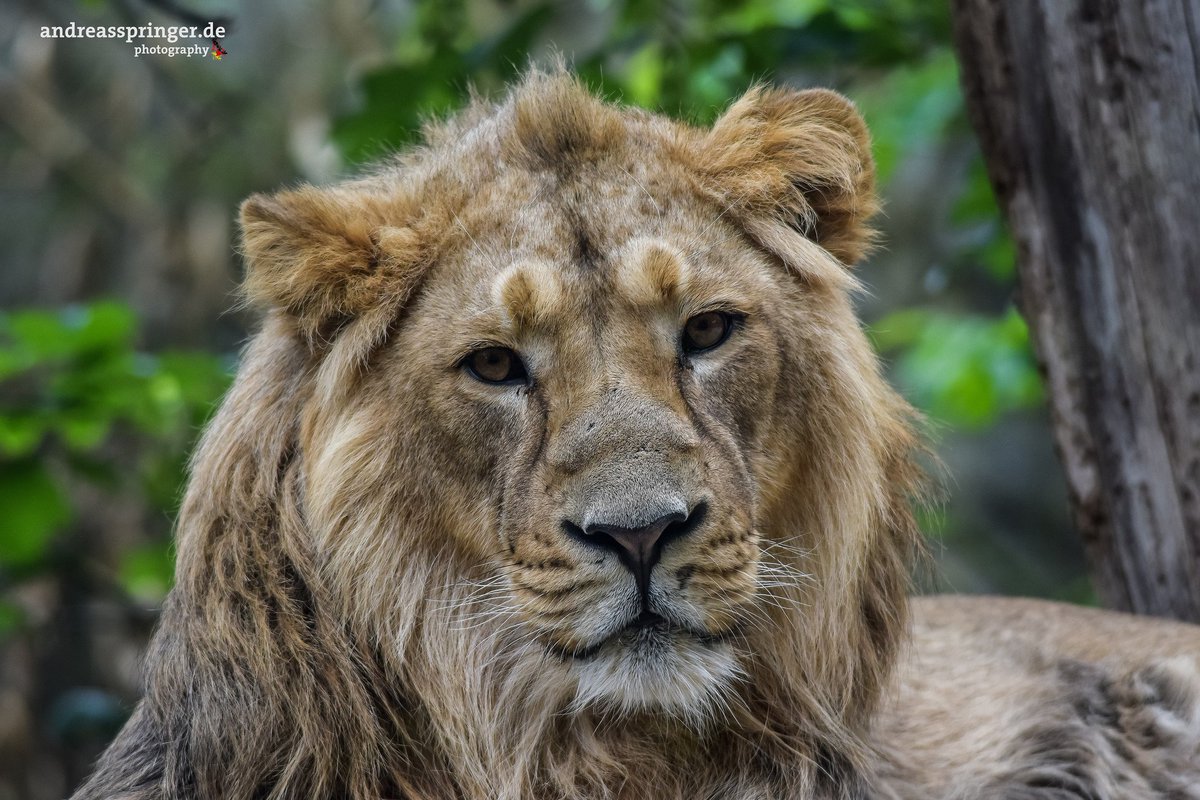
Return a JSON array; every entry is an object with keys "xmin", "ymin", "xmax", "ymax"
[{"xmin": 510, "ymin": 577, "xmax": 602, "ymax": 600}]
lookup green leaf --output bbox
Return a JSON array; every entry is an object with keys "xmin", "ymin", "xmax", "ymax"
[
  {"xmin": 56, "ymin": 415, "xmax": 113, "ymax": 451},
  {"xmin": 3, "ymin": 309, "xmax": 74, "ymax": 360},
  {"xmin": 0, "ymin": 414, "xmax": 48, "ymax": 457},
  {"xmin": 4, "ymin": 303, "xmax": 134, "ymax": 362},
  {"xmin": 70, "ymin": 302, "xmax": 137, "ymax": 353},
  {"xmin": 624, "ymin": 42, "xmax": 664, "ymax": 107},
  {"xmin": 0, "ymin": 460, "xmax": 72, "ymax": 568}
]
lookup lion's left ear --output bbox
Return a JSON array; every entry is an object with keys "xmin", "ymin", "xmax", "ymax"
[{"xmin": 693, "ymin": 86, "xmax": 878, "ymax": 271}]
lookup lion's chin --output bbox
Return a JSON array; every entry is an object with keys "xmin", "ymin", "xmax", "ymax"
[{"xmin": 568, "ymin": 630, "xmax": 741, "ymax": 721}]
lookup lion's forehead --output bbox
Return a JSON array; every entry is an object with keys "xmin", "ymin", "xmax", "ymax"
[
  {"xmin": 451, "ymin": 158, "xmax": 702, "ymax": 257},
  {"xmin": 440, "ymin": 168, "xmax": 772, "ymax": 320}
]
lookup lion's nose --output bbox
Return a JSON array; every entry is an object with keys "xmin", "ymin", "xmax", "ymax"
[{"xmin": 568, "ymin": 502, "xmax": 707, "ymax": 597}]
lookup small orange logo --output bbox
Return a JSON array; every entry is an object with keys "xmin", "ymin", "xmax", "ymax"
[{"xmin": 210, "ymin": 38, "xmax": 227, "ymax": 60}]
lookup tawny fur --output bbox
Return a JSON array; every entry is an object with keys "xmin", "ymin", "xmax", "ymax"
[
  {"xmin": 73, "ymin": 69, "xmax": 1200, "ymax": 800},
  {"xmin": 875, "ymin": 597, "xmax": 1200, "ymax": 799}
]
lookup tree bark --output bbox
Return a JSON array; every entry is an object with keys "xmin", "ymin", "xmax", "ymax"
[{"xmin": 950, "ymin": 0, "xmax": 1200, "ymax": 622}]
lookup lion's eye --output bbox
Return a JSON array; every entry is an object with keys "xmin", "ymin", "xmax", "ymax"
[
  {"xmin": 464, "ymin": 347, "xmax": 528, "ymax": 385},
  {"xmin": 682, "ymin": 311, "xmax": 733, "ymax": 354}
]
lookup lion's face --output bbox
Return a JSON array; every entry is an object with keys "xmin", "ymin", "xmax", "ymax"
[
  {"xmin": 239, "ymin": 74, "xmax": 913, "ymax": 730},
  {"xmin": 389, "ymin": 167, "xmax": 799, "ymax": 712}
]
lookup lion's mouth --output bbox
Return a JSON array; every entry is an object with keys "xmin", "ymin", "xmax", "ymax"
[
  {"xmin": 627, "ymin": 609, "xmax": 669, "ymax": 632},
  {"xmin": 550, "ymin": 610, "xmax": 736, "ymax": 661},
  {"xmin": 612, "ymin": 610, "xmax": 673, "ymax": 647}
]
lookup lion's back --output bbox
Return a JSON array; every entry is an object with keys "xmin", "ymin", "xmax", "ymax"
[{"xmin": 872, "ymin": 595, "xmax": 1200, "ymax": 799}]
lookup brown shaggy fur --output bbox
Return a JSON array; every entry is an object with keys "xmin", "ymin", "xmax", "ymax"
[{"xmin": 73, "ymin": 70, "xmax": 1199, "ymax": 800}]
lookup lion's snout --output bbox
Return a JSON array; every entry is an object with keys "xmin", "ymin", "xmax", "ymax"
[
  {"xmin": 511, "ymin": 372, "xmax": 761, "ymax": 639},
  {"xmin": 546, "ymin": 387, "xmax": 718, "ymax": 596}
]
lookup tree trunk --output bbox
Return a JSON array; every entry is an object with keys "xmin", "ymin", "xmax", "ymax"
[{"xmin": 950, "ymin": 0, "xmax": 1200, "ymax": 622}]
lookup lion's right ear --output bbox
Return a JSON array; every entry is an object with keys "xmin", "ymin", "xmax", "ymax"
[{"xmin": 239, "ymin": 187, "xmax": 424, "ymax": 340}]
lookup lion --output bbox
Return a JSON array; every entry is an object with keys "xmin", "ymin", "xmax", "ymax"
[{"xmin": 73, "ymin": 70, "xmax": 1200, "ymax": 800}]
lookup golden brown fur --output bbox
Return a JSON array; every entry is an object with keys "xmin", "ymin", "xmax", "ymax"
[
  {"xmin": 73, "ymin": 69, "xmax": 1199, "ymax": 800},
  {"xmin": 876, "ymin": 597, "xmax": 1200, "ymax": 798}
]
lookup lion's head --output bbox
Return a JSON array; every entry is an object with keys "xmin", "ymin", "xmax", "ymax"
[{"xmin": 77, "ymin": 71, "xmax": 923, "ymax": 800}]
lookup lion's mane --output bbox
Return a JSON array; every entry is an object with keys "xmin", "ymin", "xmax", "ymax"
[{"xmin": 75, "ymin": 70, "xmax": 924, "ymax": 800}]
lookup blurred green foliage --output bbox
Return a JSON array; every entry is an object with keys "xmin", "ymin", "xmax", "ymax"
[
  {"xmin": 0, "ymin": 303, "xmax": 230, "ymax": 634},
  {"xmin": 872, "ymin": 307, "xmax": 1042, "ymax": 429},
  {"xmin": 334, "ymin": 0, "xmax": 1041, "ymax": 430}
]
